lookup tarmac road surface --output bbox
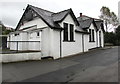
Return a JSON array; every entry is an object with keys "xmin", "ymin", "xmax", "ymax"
[{"xmin": 2, "ymin": 46, "xmax": 118, "ymax": 82}]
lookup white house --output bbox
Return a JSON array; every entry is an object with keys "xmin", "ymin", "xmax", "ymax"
[{"xmin": 8, "ymin": 5, "xmax": 104, "ymax": 59}]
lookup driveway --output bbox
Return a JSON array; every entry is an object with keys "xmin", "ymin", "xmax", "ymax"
[{"xmin": 2, "ymin": 46, "xmax": 118, "ymax": 82}]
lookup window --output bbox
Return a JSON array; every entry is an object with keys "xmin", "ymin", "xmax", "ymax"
[
  {"xmin": 63, "ymin": 23, "xmax": 74, "ymax": 42},
  {"xmin": 14, "ymin": 33, "xmax": 19, "ymax": 36},
  {"xmin": 30, "ymin": 33, "xmax": 33, "ymax": 39},
  {"xmin": 89, "ymin": 29, "xmax": 95, "ymax": 42},
  {"xmin": 99, "ymin": 31, "xmax": 101, "ymax": 37},
  {"xmin": 37, "ymin": 32, "xmax": 39, "ymax": 36}
]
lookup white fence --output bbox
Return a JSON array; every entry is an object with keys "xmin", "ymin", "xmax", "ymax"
[{"xmin": 7, "ymin": 41, "xmax": 41, "ymax": 51}]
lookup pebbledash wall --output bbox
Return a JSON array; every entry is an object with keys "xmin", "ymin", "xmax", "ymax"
[{"xmin": 8, "ymin": 14, "xmax": 104, "ymax": 59}]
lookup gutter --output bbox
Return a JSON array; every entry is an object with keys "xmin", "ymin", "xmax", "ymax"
[{"xmin": 75, "ymin": 30, "xmax": 90, "ymax": 34}]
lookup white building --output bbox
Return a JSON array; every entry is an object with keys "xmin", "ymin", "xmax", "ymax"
[{"xmin": 8, "ymin": 5, "xmax": 104, "ymax": 59}]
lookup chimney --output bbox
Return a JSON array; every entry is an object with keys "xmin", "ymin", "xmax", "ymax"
[{"xmin": 80, "ymin": 13, "xmax": 82, "ymax": 17}]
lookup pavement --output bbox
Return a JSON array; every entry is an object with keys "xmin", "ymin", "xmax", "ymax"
[{"xmin": 2, "ymin": 46, "xmax": 119, "ymax": 82}]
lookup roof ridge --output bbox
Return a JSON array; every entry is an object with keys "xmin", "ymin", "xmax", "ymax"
[
  {"xmin": 78, "ymin": 18, "xmax": 93, "ymax": 22},
  {"xmin": 77, "ymin": 15, "xmax": 101, "ymax": 20},
  {"xmin": 52, "ymin": 8, "xmax": 70, "ymax": 15},
  {"xmin": 29, "ymin": 4, "xmax": 55, "ymax": 14}
]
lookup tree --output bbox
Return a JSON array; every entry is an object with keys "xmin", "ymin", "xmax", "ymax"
[
  {"xmin": 100, "ymin": 6, "xmax": 111, "ymax": 32},
  {"xmin": 99, "ymin": 6, "xmax": 119, "ymax": 32},
  {"xmin": 110, "ymin": 12, "xmax": 119, "ymax": 26},
  {"xmin": 0, "ymin": 21, "xmax": 14, "ymax": 35}
]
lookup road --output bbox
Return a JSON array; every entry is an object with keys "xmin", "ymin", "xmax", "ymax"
[{"xmin": 2, "ymin": 46, "xmax": 118, "ymax": 82}]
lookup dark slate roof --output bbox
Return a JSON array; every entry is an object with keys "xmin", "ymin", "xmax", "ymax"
[
  {"xmin": 95, "ymin": 20, "xmax": 105, "ymax": 32},
  {"xmin": 78, "ymin": 18, "xmax": 94, "ymax": 29},
  {"xmin": 15, "ymin": 5, "xmax": 89, "ymax": 34},
  {"xmin": 16, "ymin": 5, "xmax": 79, "ymax": 30},
  {"xmin": 77, "ymin": 15, "xmax": 104, "ymax": 32},
  {"xmin": 29, "ymin": 5, "xmax": 61, "ymax": 29},
  {"xmin": 77, "ymin": 15, "xmax": 90, "ymax": 21},
  {"xmin": 95, "ymin": 21, "xmax": 103, "ymax": 29},
  {"xmin": 75, "ymin": 26, "xmax": 89, "ymax": 34},
  {"xmin": 77, "ymin": 15, "xmax": 102, "ymax": 21},
  {"xmin": 52, "ymin": 9, "xmax": 69, "ymax": 22},
  {"xmin": 52, "ymin": 9, "xmax": 79, "ymax": 26}
]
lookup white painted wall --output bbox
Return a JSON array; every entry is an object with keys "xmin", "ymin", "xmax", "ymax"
[
  {"xmin": 59, "ymin": 14, "xmax": 83, "ymax": 58},
  {"xmin": 100, "ymin": 28, "xmax": 104, "ymax": 47},
  {"xmin": 20, "ymin": 17, "xmax": 48, "ymax": 30},
  {"xmin": 59, "ymin": 14, "xmax": 77, "ymax": 30},
  {"xmin": 86, "ymin": 24, "xmax": 97, "ymax": 49},
  {"xmin": 97, "ymin": 28, "xmax": 104, "ymax": 48},
  {"xmin": 9, "ymin": 17, "xmax": 47, "ymax": 51},
  {"xmin": 50, "ymin": 29, "xmax": 60, "ymax": 59},
  {"xmin": 83, "ymin": 34, "xmax": 89, "ymax": 52},
  {"xmin": 41, "ymin": 28, "xmax": 51, "ymax": 57},
  {"xmin": 62, "ymin": 33, "xmax": 83, "ymax": 57}
]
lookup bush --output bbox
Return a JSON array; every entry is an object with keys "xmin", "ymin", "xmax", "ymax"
[
  {"xmin": 104, "ymin": 32, "xmax": 116, "ymax": 45},
  {"xmin": 104, "ymin": 25, "xmax": 120, "ymax": 46}
]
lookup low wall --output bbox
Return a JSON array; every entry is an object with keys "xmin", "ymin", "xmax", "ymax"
[{"xmin": 1, "ymin": 52, "xmax": 41, "ymax": 63}]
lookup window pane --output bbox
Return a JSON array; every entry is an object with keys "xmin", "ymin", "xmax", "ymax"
[
  {"xmin": 70, "ymin": 24, "xmax": 74, "ymax": 41},
  {"xmin": 37, "ymin": 32, "xmax": 39, "ymax": 36},
  {"xmin": 89, "ymin": 29, "xmax": 91, "ymax": 41},
  {"xmin": 63, "ymin": 23, "xmax": 68, "ymax": 41},
  {"xmin": 92, "ymin": 30, "xmax": 94, "ymax": 41}
]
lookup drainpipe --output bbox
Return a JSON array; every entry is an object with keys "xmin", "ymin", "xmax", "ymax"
[
  {"xmin": 96, "ymin": 31, "xmax": 98, "ymax": 48},
  {"xmin": 60, "ymin": 30, "xmax": 62, "ymax": 58},
  {"xmin": 82, "ymin": 34, "xmax": 84, "ymax": 52}
]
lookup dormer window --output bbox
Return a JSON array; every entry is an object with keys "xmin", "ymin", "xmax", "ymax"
[{"xmin": 63, "ymin": 22, "xmax": 75, "ymax": 42}]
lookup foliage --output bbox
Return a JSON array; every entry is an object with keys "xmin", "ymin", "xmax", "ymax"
[
  {"xmin": 99, "ymin": 6, "xmax": 119, "ymax": 32},
  {"xmin": 0, "ymin": 21, "xmax": 14, "ymax": 35},
  {"xmin": 110, "ymin": 12, "xmax": 119, "ymax": 26},
  {"xmin": 115, "ymin": 25, "xmax": 120, "ymax": 45},
  {"xmin": 104, "ymin": 32, "xmax": 116, "ymax": 45},
  {"xmin": 104, "ymin": 25, "xmax": 120, "ymax": 46}
]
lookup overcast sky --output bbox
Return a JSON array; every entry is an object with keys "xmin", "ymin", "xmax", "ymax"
[{"xmin": 0, "ymin": 0, "xmax": 119, "ymax": 29}]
